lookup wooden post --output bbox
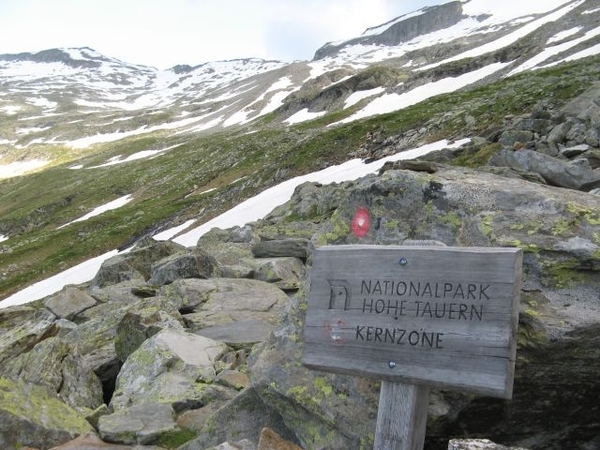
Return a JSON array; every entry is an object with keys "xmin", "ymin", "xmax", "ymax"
[
  {"xmin": 374, "ymin": 241, "xmax": 439, "ymax": 450},
  {"xmin": 375, "ymin": 381, "xmax": 429, "ymax": 450}
]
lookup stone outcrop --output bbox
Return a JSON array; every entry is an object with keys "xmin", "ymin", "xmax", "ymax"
[
  {"xmin": 110, "ymin": 329, "xmax": 229, "ymax": 412},
  {"xmin": 0, "ymin": 376, "xmax": 94, "ymax": 449},
  {"xmin": 314, "ymin": 1, "xmax": 463, "ymax": 59}
]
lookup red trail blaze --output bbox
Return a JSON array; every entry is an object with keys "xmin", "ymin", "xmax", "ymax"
[{"xmin": 351, "ymin": 207, "xmax": 371, "ymax": 238}]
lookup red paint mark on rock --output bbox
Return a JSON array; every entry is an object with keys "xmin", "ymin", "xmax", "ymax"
[
  {"xmin": 324, "ymin": 319, "xmax": 346, "ymax": 346},
  {"xmin": 352, "ymin": 207, "xmax": 371, "ymax": 238}
]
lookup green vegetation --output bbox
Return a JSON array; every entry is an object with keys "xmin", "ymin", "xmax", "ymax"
[
  {"xmin": 156, "ymin": 429, "xmax": 198, "ymax": 449},
  {"xmin": 1, "ymin": 55, "xmax": 599, "ymax": 300}
]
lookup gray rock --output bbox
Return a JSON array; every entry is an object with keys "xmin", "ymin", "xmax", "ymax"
[
  {"xmin": 91, "ymin": 239, "xmax": 186, "ymax": 288},
  {"xmin": 498, "ymin": 130, "xmax": 533, "ymax": 147},
  {"xmin": 251, "ymin": 238, "xmax": 309, "ymax": 258},
  {"xmin": 0, "ymin": 304, "xmax": 57, "ymax": 366},
  {"xmin": 0, "ymin": 336, "xmax": 103, "ymax": 409},
  {"xmin": 0, "ymin": 377, "xmax": 94, "ymax": 449},
  {"xmin": 252, "ymin": 257, "xmax": 306, "ymax": 291},
  {"xmin": 203, "ymin": 440, "xmax": 257, "ymax": 450},
  {"xmin": 197, "ymin": 319, "xmax": 273, "ymax": 347},
  {"xmin": 149, "ymin": 249, "xmax": 220, "ymax": 286},
  {"xmin": 178, "ymin": 388, "xmax": 296, "ymax": 450},
  {"xmin": 165, "ymin": 278, "xmax": 288, "ymax": 332},
  {"xmin": 90, "ymin": 253, "xmax": 146, "ymax": 289},
  {"xmin": 559, "ymin": 143, "xmax": 590, "ymax": 158},
  {"xmin": 488, "ymin": 148, "xmax": 600, "ymax": 191},
  {"xmin": 44, "ymin": 431, "xmax": 168, "ymax": 449},
  {"xmin": 44, "ymin": 286, "xmax": 97, "ymax": 320},
  {"xmin": 562, "ymin": 84, "xmax": 600, "ymax": 126},
  {"xmin": 110, "ymin": 329, "xmax": 229, "ymax": 411},
  {"xmin": 546, "ymin": 121, "xmax": 572, "ymax": 145},
  {"xmin": 579, "ymin": 148, "xmax": 600, "ymax": 169},
  {"xmin": 61, "ymin": 301, "xmax": 136, "ymax": 389},
  {"xmin": 114, "ymin": 301, "xmax": 184, "ymax": 363},
  {"xmin": 98, "ymin": 402, "xmax": 177, "ymax": 445}
]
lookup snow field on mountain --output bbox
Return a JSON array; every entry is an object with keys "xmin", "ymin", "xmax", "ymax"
[
  {"xmin": 81, "ymin": 143, "xmax": 184, "ymax": 168},
  {"xmin": 344, "ymin": 87, "xmax": 385, "ymax": 108},
  {"xmin": 509, "ymin": 25, "xmax": 600, "ymax": 75},
  {"xmin": 57, "ymin": 194, "xmax": 134, "ymax": 230},
  {"xmin": 335, "ymin": 61, "xmax": 511, "ymax": 125},
  {"xmin": 460, "ymin": 0, "xmax": 573, "ymax": 22},
  {"xmin": 0, "ymin": 159, "xmax": 48, "ymax": 178},
  {"xmin": 0, "ymin": 138, "xmax": 469, "ymax": 308},
  {"xmin": 284, "ymin": 108, "xmax": 327, "ymax": 124},
  {"xmin": 419, "ymin": 0, "xmax": 585, "ymax": 71}
]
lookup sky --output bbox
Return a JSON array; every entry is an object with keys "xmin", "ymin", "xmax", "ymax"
[{"xmin": 0, "ymin": 0, "xmax": 443, "ymax": 69}]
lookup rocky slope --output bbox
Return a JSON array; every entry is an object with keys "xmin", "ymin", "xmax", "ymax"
[{"xmin": 0, "ymin": 81, "xmax": 599, "ymax": 449}]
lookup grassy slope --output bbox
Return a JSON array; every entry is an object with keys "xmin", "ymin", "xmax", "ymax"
[{"xmin": 0, "ymin": 55, "xmax": 598, "ymax": 300}]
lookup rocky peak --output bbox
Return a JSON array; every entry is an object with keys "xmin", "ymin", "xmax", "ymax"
[
  {"xmin": 313, "ymin": 1, "xmax": 465, "ymax": 60},
  {"xmin": 0, "ymin": 47, "xmax": 103, "ymax": 69}
]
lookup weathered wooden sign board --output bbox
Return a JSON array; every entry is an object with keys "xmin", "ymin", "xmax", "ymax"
[{"xmin": 303, "ymin": 245, "xmax": 522, "ymax": 399}]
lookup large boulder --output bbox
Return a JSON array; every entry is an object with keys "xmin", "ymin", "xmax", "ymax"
[
  {"xmin": 44, "ymin": 286, "xmax": 97, "ymax": 321},
  {"xmin": 0, "ymin": 336, "xmax": 103, "ymax": 410},
  {"xmin": 91, "ymin": 238, "xmax": 186, "ymax": 288},
  {"xmin": 0, "ymin": 304, "xmax": 57, "ymax": 366},
  {"xmin": 148, "ymin": 249, "xmax": 220, "ymax": 286},
  {"xmin": 251, "ymin": 238, "xmax": 309, "ymax": 259},
  {"xmin": 488, "ymin": 148, "xmax": 600, "ymax": 191},
  {"xmin": 248, "ymin": 165, "xmax": 600, "ymax": 450},
  {"xmin": 45, "ymin": 432, "xmax": 168, "ymax": 449},
  {"xmin": 98, "ymin": 403, "xmax": 177, "ymax": 446},
  {"xmin": 110, "ymin": 329, "xmax": 230, "ymax": 412},
  {"xmin": 0, "ymin": 376, "xmax": 94, "ymax": 450},
  {"xmin": 252, "ymin": 257, "xmax": 306, "ymax": 291},
  {"xmin": 114, "ymin": 303, "xmax": 185, "ymax": 363},
  {"xmin": 162, "ymin": 278, "xmax": 290, "ymax": 346},
  {"xmin": 178, "ymin": 388, "xmax": 298, "ymax": 450}
]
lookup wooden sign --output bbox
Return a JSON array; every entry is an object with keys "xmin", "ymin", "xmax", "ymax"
[{"xmin": 303, "ymin": 245, "xmax": 522, "ymax": 399}]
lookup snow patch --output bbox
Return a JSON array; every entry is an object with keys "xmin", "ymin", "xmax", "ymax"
[
  {"xmin": 68, "ymin": 115, "xmax": 208, "ymax": 148},
  {"xmin": 509, "ymin": 25, "xmax": 600, "ymax": 76},
  {"xmin": 0, "ymin": 235, "xmax": 8, "ymax": 243},
  {"xmin": 87, "ymin": 144, "xmax": 183, "ymax": 168},
  {"xmin": 57, "ymin": 194, "xmax": 134, "ymax": 229},
  {"xmin": 336, "ymin": 62, "xmax": 510, "ymax": 125},
  {"xmin": 540, "ymin": 42, "xmax": 600, "ymax": 68},
  {"xmin": 1, "ymin": 105, "xmax": 21, "ymax": 115},
  {"xmin": 284, "ymin": 108, "xmax": 327, "ymax": 125},
  {"xmin": 461, "ymin": 0, "xmax": 574, "ymax": 23},
  {"xmin": 0, "ymin": 250, "xmax": 121, "ymax": 308},
  {"xmin": 0, "ymin": 160, "xmax": 48, "ymax": 178},
  {"xmin": 26, "ymin": 97, "xmax": 57, "ymax": 109},
  {"xmin": 344, "ymin": 87, "xmax": 385, "ymax": 108},
  {"xmin": 547, "ymin": 27, "xmax": 583, "ymax": 44},
  {"xmin": 16, "ymin": 126, "xmax": 52, "ymax": 135}
]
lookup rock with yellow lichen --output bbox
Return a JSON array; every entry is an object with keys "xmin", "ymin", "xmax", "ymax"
[{"xmin": 0, "ymin": 376, "xmax": 94, "ymax": 450}]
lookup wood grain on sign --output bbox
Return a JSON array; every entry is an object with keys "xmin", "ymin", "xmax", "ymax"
[{"xmin": 302, "ymin": 245, "xmax": 522, "ymax": 399}]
